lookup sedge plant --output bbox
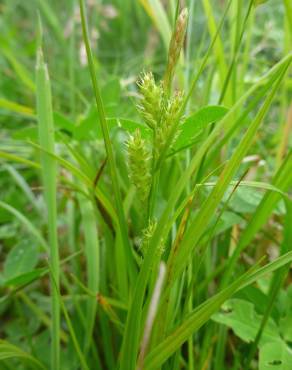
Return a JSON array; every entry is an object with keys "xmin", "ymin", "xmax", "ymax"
[{"xmin": 0, "ymin": 1, "xmax": 291, "ymax": 370}]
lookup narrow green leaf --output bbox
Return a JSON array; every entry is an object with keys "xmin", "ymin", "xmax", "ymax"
[
  {"xmin": 0, "ymin": 340, "xmax": 46, "ymax": 369},
  {"xmin": 170, "ymin": 56, "xmax": 290, "ymax": 284},
  {"xmin": 0, "ymin": 98, "xmax": 34, "ymax": 117},
  {"xmin": 36, "ymin": 38, "xmax": 60, "ymax": 369},
  {"xmin": 2, "ymin": 268, "xmax": 46, "ymax": 288},
  {"xmin": 79, "ymin": 0, "xmax": 135, "ymax": 289},
  {"xmin": 144, "ymin": 251, "xmax": 292, "ymax": 369},
  {"xmin": 0, "ymin": 201, "xmax": 48, "ymax": 251},
  {"xmin": 78, "ymin": 187, "xmax": 100, "ymax": 353}
]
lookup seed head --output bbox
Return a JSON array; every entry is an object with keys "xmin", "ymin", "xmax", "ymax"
[
  {"xmin": 164, "ymin": 8, "xmax": 188, "ymax": 91},
  {"xmin": 155, "ymin": 90, "xmax": 184, "ymax": 157},
  {"xmin": 139, "ymin": 220, "xmax": 164, "ymax": 257},
  {"xmin": 127, "ymin": 129, "xmax": 152, "ymax": 204},
  {"xmin": 139, "ymin": 220, "xmax": 157, "ymax": 255},
  {"xmin": 137, "ymin": 72, "xmax": 164, "ymax": 129}
]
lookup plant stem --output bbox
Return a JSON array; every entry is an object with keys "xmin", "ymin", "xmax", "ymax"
[
  {"xmin": 79, "ymin": 0, "xmax": 136, "ymax": 287},
  {"xmin": 36, "ymin": 42, "xmax": 60, "ymax": 369}
]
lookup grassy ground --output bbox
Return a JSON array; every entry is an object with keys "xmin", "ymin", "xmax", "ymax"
[{"xmin": 0, "ymin": 0, "xmax": 291, "ymax": 369}]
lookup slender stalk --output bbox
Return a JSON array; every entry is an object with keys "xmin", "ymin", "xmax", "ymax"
[
  {"xmin": 184, "ymin": 3, "xmax": 195, "ymax": 364},
  {"xmin": 78, "ymin": 188, "xmax": 99, "ymax": 353},
  {"xmin": 36, "ymin": 36, "xmax": 60, "ymax": 370},
  {"xmin": 69, "ymin": 0, "xmax": 76, "ymax": 118},
  {"xmin": 79, "ymin": 0, "xmax": 135, "ymax": 288}
]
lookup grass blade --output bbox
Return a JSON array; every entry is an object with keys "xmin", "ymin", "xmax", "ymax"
[
  {"xmin": 79, "ymin": 0, "xmax": 135, "ymax": 289},
  {"xmin": 36, "ymin": 34, "xmax": 60, "ymax": 369},
  {"xmin": 167, "ymin": 57, "xmax": 291, "ymax": 284},
  {"xmin": 144, "ymin": 251, "xmax": 292, "ymax": 369},
  {"xmin": 78, "ymin": 188, "xmax": 100, "ymax": 353}
]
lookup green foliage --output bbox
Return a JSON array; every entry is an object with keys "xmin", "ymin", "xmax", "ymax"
[
  {"xmin": 212, "ymin": 299, "xmax": 280, "ymax": 344},
  {"xmin": 259, "ymin": 341, "xmax": 292, "ymax": 370},
  {"xmin": 0, "ymin": 340, "xmax": 46, "ymax": 369},
  {"xmin": 3, "ymin": 240, "xmax": 38, "ymax": 282},
  {"xmin": 173, "ymin": 105, "xmax": 228, "ymax": 152},
  {"xmin": 0, "ymin": 0, "xmax": 291, "ymax": 369}
]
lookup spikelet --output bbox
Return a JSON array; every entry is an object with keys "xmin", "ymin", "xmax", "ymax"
[
  {"xmin": 139, "ymin": 219, "xmax": 157, "ymax": 255},
  {"xmin": 139, "ymin": 220, "xmax": 165, "ymax": 257},
  {"xmin": 164, "ymin": 8, "xmax": 188, "ymax": 91},
  {"xmin": 127, "ymin": 129, "xmax": 152, "ymax": 204},
  {"xmin": 155, "ymin": 90, "xmax": 184, "ymax": 157},
  {"xmin": 137, "ymin": 72, "xmax": 164, "ymax": 129}
]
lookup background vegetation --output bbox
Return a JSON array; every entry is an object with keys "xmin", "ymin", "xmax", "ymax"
[{"xmin": 0, "ymin": 0, "xmax": 291, "ymax": 369}]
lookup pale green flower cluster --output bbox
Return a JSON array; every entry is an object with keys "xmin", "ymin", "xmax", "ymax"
[
  {"xmin": 126, "ymin": 129, "xmax": 152, "ymax": 204},
  {"xmin": 126, "ymin": 8, "xmax": 188, "ymax": 210},
  {"xmin": 137, "ymin": 72, "xmax": 183, "ymax": 157},
  {"xmin": 127, "ymin": 72, "xmax": 184, "ymax": 208},
  {"xmin": 137, "ymin": 73, "xmax": 164, "ymax": 130},
  {"xmin": 139, "ymin": 220, "xmax": 164, "ymax": 256}
]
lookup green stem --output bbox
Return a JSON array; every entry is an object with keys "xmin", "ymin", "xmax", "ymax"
[
  {"xmin": 79, "ymin": 0, "xmax": 136, "ymax": 288},
  {"xmin": 36, "ymin": 44, "xmax": 60, "ymax": 369}
]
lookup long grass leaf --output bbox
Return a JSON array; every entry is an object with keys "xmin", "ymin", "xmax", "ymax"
[
  {"xmin": 79, "ymin": 0, "xmax": 135, "ymax": 289},
  {"xmin": 36, "ymin": 38, "xmax": 60, "ymax": 369},
  {"xmin": 0, "ymin": 201, "xmax": 48, "ymax": 251},
  {"xmin": 144, "ymin": 251, "xmax": 292, "ymax": 369}
]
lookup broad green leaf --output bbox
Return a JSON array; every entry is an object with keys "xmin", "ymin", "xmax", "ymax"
[
  {"xmin": 53, "ymin": 112, "xmax": 75, "ymax": 133},
  {"xmin": 226, "ymin": 186, "xmax": 264, "ymax": 213},
  {"xmin": 0, "ymin": 223, "xmax": 18, "ymax": 239},
  {"xmin": 234, "ymin": 286, "xmax": 274, "ymax": 317},
  {"xmin": 212, "ymin": 299, "xmax": 280, "ymax": 345},
  {"xmin": 74, "ymin": 109, "xmax": 149, "ymax": 141},
  {"xmin": 214, "ymin": 211, "xmax": 243, "ymax": 235},
  {"xmin": 116, "ymin": 118, "xmax": 151, "ymax": 139},
  {"xmin": 73, "ymin": 78, "xmax": 121, "ymax": 139},
  {"xmin": 102, "ymin": 77, "xmax": 121, "ymax": 112},
  {"xmin": 280, "ymin": 313, "xmax": 292, "ymax": 342},
  {"xmin": 73, "ymin": 105, "xmax": 101, "ymax": 140},
  {"xmin": 259, "ymin": 341, "xmax": 292, "ymax": 370},
  {"xmin": 173, "ymin": 105, "xmax": 228, "ymax": 151},
  {"xmin": 3, "ymin": 240, "xmax": 38, "ymax": 281}
]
